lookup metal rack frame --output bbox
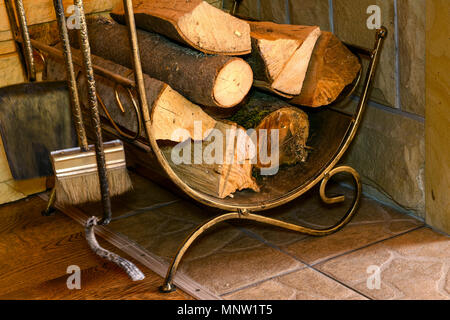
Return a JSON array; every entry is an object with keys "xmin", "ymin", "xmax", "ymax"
[{"xmin": 4, "ymin": 0, "xmax": 386, "ymax": 293}]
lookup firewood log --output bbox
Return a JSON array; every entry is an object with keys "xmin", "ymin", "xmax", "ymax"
[
  {"xmin": 69, "ymin": 16, "xmax": 253, "ymax": 109},
  {"xmin": 45, "ymin": 46, "xmax": 216, "ymax": 143},
  {"xmin": 160, "ymin": 120, "xmax": 260, "ymax": 199},
  {"xmin": 229, "ymin": 91, "xmax": 310, "ymax": 168},
  {"xmin": 290, "ymin": 31, "xmax": 361, "ymax": 107},
  {"xmin": 110, "ymin": 0, "xmax": 251, "ymax": 55},
  {"xmin": 46, "ymin": 48, "xmax": 258, "ymax": 199},
  {"xmin": 246, "ymin": 21, "xmax": 321, "ymax": 97}
]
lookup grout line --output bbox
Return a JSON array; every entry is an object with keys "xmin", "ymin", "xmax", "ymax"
[
  {"xmin": 227, "ymin": 226, "xmax": 372, "ymax": 300},
  {"xmin": 237, "ymin": 225, "xmax": 310, "ymax": 264},
  {"xmin": 338, "ymin": 180, "xmax": 426, "ymax": 221},
  {"xmin": 310, "ymin": 225, "xmax": 425, "ymax": 268},
  {"xmin": 306, "ymin": 265, "xmax": 373, "ymax": 300},
  {"xmin": 233, "ymin": 221, "xmax": 425, "ymax": 299},
  {"xmin": 328, "ymin": 0, "xmax": 335, "ymax": 33},
  {"xmin": 350, "ymin": 95, "xmax": 425, "ymax": 123},
  {"xmin": 394, "ymin": 0, "xmax": 401, "ymax": 110},
  {"xmin": 220, "ymin": 266, "xmax": 307, "ymax": 297}
]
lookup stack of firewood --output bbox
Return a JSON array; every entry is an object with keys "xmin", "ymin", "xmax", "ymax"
[{"xmin": 46, "ymin": 0, "xmax": 361, "ymax": 199}]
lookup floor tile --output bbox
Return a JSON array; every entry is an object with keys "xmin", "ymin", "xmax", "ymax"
[
  {"xmin": 181, "ymin": 234, "xmax": 304, "ymax": 296},
  {"xmin": 79, "ymin": 172, "xmax": 182, "ymax": 219},
  {"xmin": 239, "ymin": 184, "xmax": 424, "ymax": 265},
  {"xmin": 316, "ymin": 227, "xmax": 450, "ymax": 300},
  {"xmin": 223, "ymin": 268, "xmax": 367, "ymax": 300}
]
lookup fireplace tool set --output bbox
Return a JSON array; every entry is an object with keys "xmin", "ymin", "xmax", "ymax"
[{"xmin": 2, "ymin": 0, "xmax": 386, "ymax": 293}]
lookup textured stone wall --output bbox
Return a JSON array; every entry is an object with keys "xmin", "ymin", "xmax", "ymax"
[{"xmin": 224, "ymin": 0, "xmax": 427, "ymax": 218}]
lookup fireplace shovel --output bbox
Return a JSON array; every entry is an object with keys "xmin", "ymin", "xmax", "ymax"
[
  {"xmin": 0, "ymin": 0, "xmax": 78, "ymax": 181},
  {"xmin": 0, "ymin": 0, "xmax": 132, "ymax": 206}
]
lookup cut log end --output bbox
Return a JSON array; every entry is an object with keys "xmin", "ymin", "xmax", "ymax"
[
  {"xmin": 271, "ymin": 27, "xmax": 321, "ymax": 95},
  {"xmin": 256, "ymin": 107, "xmax": 309, "ymax": 168},
  {"xmin": 214, "ymin": 58, "xmax": 254, "ymax": 108},
  {"xmin": 290, "ymin": 31, "xmax": 361, "ymax": 107},
  {"xmin": 247, "ymin": 22, "xmax": 321, "ymax": 96},
  {"xmin": 178, "ymin": 1, "xmax": 251, "ymax": 55},
  {"xmin": 153, "ymin": 86, "xmax": 217, "ymax": 142},
  {"xmin": 229, "ymin": 92, "xmax": 310, "ymax": 169},
  {"xmin": 160, "ymin": 120, "xmax": 260, "ymax": 199}
]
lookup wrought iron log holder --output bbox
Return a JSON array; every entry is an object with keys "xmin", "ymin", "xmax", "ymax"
[{"xmin": 5, "ymin": 0, "xmax": 386, "ymax": 293}]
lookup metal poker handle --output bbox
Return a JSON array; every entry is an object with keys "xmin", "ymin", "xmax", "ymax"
[
  {"xmin": 4, "ymin": 0, "xmax": 36, "ymax": 81},
  {"xmin": 13, "ymin": 0, "xmax": 36, "ymax": 82},
  {"xmin": 74, "ymin": 0, "xmax": 112, "ymax": 225},
  {"xmin": 53, "ymin": 0, "xmax": 89, "ymax": 151}
]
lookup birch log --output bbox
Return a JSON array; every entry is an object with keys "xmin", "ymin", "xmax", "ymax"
[
  {"xmin": 69, "ymin": 16, "xmax": 253, "ymax": 109},
  {"xmin": 111, "ymin": 0, "xmax": 251, "ymax": 55}
]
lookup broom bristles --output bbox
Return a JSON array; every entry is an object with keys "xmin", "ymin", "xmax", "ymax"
[{"xmin": 55, "ymin": 168, "xmax": 133, "ymax": 206}]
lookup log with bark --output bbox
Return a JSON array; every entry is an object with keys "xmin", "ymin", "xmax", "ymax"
[
  {"xmin": 160, "ymin": 120, "xmax": 260, "ymax": 199},
  {"xmin": 111, "ymin": 0, "xmax": 251, "ymax": 55},
  {"xmin": 290, "ymin": 31, "xmax": 361, "ymax": 107},
  {"xmin": 69, "ymin": 16, "xmax": 253, "ymax": 109},
  {"xmin": 229, "ymin": 91, "xmax": 310, "ymax": 169},
  {"xmin": 246, "ymin": 21, "xmax": 321, "ymax": 97},
  {"xmin": 46, "ymin": 46, "xmax": 216, "ymax": 143},
  {"xmin": 46, "ymin": 48, "xmax": 259, "ymax": 199}
]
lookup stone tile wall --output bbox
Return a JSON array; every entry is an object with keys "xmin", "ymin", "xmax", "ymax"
[{"xmin": 222, "ymin": 0, "xmax": 426, "ymax": 218}]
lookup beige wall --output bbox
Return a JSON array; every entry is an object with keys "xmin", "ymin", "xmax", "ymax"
[{"xmin": 425, "ymin": 0, "xmax": 450, "ymax": 234}]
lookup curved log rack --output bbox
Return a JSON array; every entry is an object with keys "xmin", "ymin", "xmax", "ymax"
[{"xmin": 6, "ymin": 0, "xmax": 386, "ymax": 293}]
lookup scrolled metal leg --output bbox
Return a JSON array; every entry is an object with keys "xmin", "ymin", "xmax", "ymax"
[
  {"xmin": 160, "ymin": 168, "xmax": 361, "ymax": 292},
  {"xmin": 159, "ymin": 212, "xmax": 241, "ymax": 293}
]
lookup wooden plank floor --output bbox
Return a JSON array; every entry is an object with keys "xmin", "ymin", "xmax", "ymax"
[{"xmin": 0, "ymin": 196, "xmax": 192, "ymax": 300}]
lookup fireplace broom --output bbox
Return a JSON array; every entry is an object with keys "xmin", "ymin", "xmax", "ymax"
[{"xmin": 50, "ymin": 0, "xmax": 132, "ymax": 207}]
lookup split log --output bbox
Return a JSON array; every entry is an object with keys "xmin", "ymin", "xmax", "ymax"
[
  {"xmin": 247, "ymin": 21, "xmax": 321, "ymax": 97},
  {"xmin": 45, "ymin": 46, "xmax": 216, "ymax": 143},
  {"xmin": 160, "ymin": 120, "xmax": 260, "ymax": 199},
  {"xmin": 70, "ymin": 16, "xmax": 253, "ymax": 108},
  {"xmin": 111, "ymin": 0, "xmax": 251, "ymax": 55},
  {"xmin": 290, "ymin": 31, "xmax": 361, "ymax": 107},
  {"xmin": 229, "ymin": 91, "xmax": 310, "ymax": 168}
]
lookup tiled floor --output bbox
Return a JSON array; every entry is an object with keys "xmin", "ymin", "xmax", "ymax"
[{"xmin": 80, "ymin": 173, "xmax": 449, "ymax": 300}]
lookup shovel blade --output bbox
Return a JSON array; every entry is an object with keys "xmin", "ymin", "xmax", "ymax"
[{"xmin": 0, "ymin": 81, "xmax": 78, "ymax": 180}]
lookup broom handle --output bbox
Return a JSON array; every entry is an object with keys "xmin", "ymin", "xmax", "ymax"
[
  {"xmin": 53, "ymin": 0, "xmax": 89, "ymax": 151},
  {"xmin": 74, "ymin": 0, "xmax": 112, "ymax": 225}
]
